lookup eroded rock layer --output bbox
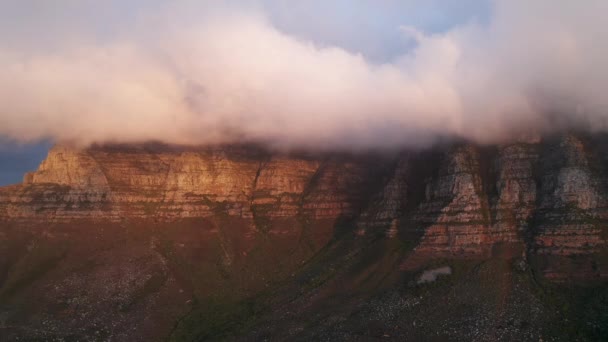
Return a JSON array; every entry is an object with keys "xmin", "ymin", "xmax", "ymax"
[
  {"xmin": 2, "ymin": 135, "xmax": 608, "ymax": 340},
  {"xmin": 0, "ymin": 145, "xmax": 386, "ymax": 224},
  {"xmin": 1, "ymin": 135, "xmax": 607, "ymax": 269}
]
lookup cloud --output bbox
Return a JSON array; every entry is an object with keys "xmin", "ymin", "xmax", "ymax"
[{"xmin": 0, "ymin": 0, "xmax": 607, "ymax": 150}]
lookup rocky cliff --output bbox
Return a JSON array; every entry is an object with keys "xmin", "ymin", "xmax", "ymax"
[
  {"xmin": 1, "ymin": 144, "xmax": 385, "ymax": 223},
  {"xmin": 2, "ymin": 137, "xmax": 607, "ymax": 270},
  {"xmin": 1, "ymin": 135, "xmax": 608, "ymax": 341}
]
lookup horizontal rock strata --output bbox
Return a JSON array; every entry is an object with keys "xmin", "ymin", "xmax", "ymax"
[{"xmin": 1, "ymin": 135, "xmax": 607, "ymax": 277}]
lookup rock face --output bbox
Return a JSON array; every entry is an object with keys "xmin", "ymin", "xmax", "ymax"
[
  {"xmin": 2, "ymin": 137, "xmax": 607, "ymax": 263},
  {"xmin": 401, "ymin": 137, "xmax": 607, "ymax": 267},
  {"xmin": 1, "ymin": 145, "xmax": 384, "ymax": 225},
  {"xmin": 492, "ymin": 142, "xmax": 539, "ymax": 243},
  {"xmin": 410, "ymin": 145, "xmax": 494, "ymax": 256},
  {"xmin": 534, "ymin": 135, "xmax": 607, "ymax": 256},
  {"xmin": 1, "ymin": 135, "xmax": 608, "ymax": 340}
]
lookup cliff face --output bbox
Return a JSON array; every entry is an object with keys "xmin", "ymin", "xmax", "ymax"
[
  {"xmin": 410, "ymin": 145, "xmax": 494, "ymax": 256},
  {"xmin": 534, "ymin": 136, "xmax": 607, "ymax": 255},
  {"xmin": 1, "ymin": 135, "xmax": 608, "ymax": 340},
  {"xmin": 1, "ymin": 145, "xmax": 384, "ymax": 223},
  {"xmin": 2, "ymin": 137, "xmax": 607, "ymax": 265}
]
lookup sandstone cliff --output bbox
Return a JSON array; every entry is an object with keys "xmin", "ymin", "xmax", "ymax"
[
  {"xmin": 2, "ymin": 137, "xmax": 607, "ymax": 267},
  {"xmin": 1, "ymin": 135, "xmax": 608, "ymax": 340},
  {"xmin": 1, "ymin": 145, "xmax": 384, "ymax": 223}
]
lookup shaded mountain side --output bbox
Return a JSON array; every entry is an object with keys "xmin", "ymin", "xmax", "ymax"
[{"xmin": 0, "ymin": 134, "xmax": 607, "ymax": 341}]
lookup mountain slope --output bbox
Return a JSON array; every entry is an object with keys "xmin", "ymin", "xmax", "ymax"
[{"xmin": 1, "ymin": 134, "xmax": 607, "ymax": 341}]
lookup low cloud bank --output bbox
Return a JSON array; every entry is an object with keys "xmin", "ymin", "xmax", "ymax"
[{"xmin": 1, "ymin": 1, "xmax": 607, "ymax": 150}]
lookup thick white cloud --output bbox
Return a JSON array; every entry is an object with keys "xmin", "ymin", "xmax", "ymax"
[{"xmin": 0, "ymin": 0, "xmax": 607, "ymax": 150}]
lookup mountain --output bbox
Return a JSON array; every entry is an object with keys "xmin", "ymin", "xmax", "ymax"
[{"xmin": 1, "ymin": 134, "xmax": 607, "ymax": 341}]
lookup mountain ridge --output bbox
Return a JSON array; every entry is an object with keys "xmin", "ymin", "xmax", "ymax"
[{"xmin": 1, "ymin": 134, "xmax": 608, "ymax": 340}]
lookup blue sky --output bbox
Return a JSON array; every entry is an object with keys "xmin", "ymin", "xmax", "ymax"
[
  {"xmin": 0, "ymin": 1, "xmax": 490, "ymax": 59},
  {"xmin": 264, "ymin": 0, "xmax": 490, "ymax": 61},
  {"xmin": 0, "ymin": 141, "xmax": 51, "ymax": 185}
]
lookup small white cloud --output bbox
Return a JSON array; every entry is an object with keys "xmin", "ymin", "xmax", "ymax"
[{"xmin": 418, "ymin": 266, "xmax": 452, "ymax": 284}]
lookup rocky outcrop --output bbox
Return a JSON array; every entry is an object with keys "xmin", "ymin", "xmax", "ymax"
[
  {"xmin": 491, "ymin": 142, "xmax": 539, "ymax": 243},
  {"xmin": 533, "ymin": 135, "xmax": 607, "ymax": 256},
  {"xmin": 0, "ymin": 145, "xmax": 386, "ymax": 226},
  {"xmin": 409, "ymin": 145, "xmax": 494, "ymax": 256},
  {"xmin": 356, "ymin": 156, "xmax": 410, "ymax": 237},
  {"xmin": 2, "ymin": 136, "xmax": 608, "ymax": 340},
  {"xmin": 1, "ymin": 136, "xmax": 607, "ymax": 272}
]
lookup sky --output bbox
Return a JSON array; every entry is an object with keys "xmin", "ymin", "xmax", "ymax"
[
  {"xmin": 0, "ymin": 140, "xmax": 51, "ymax": 185},
  {"xmin": 0, "ymin": 1, "xmax": 607, "ymax": 184}
]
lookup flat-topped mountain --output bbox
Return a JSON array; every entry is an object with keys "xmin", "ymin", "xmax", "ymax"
[{"xmin": 1, "ymin": 134, "xmax": 607, "ymax": 341}]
